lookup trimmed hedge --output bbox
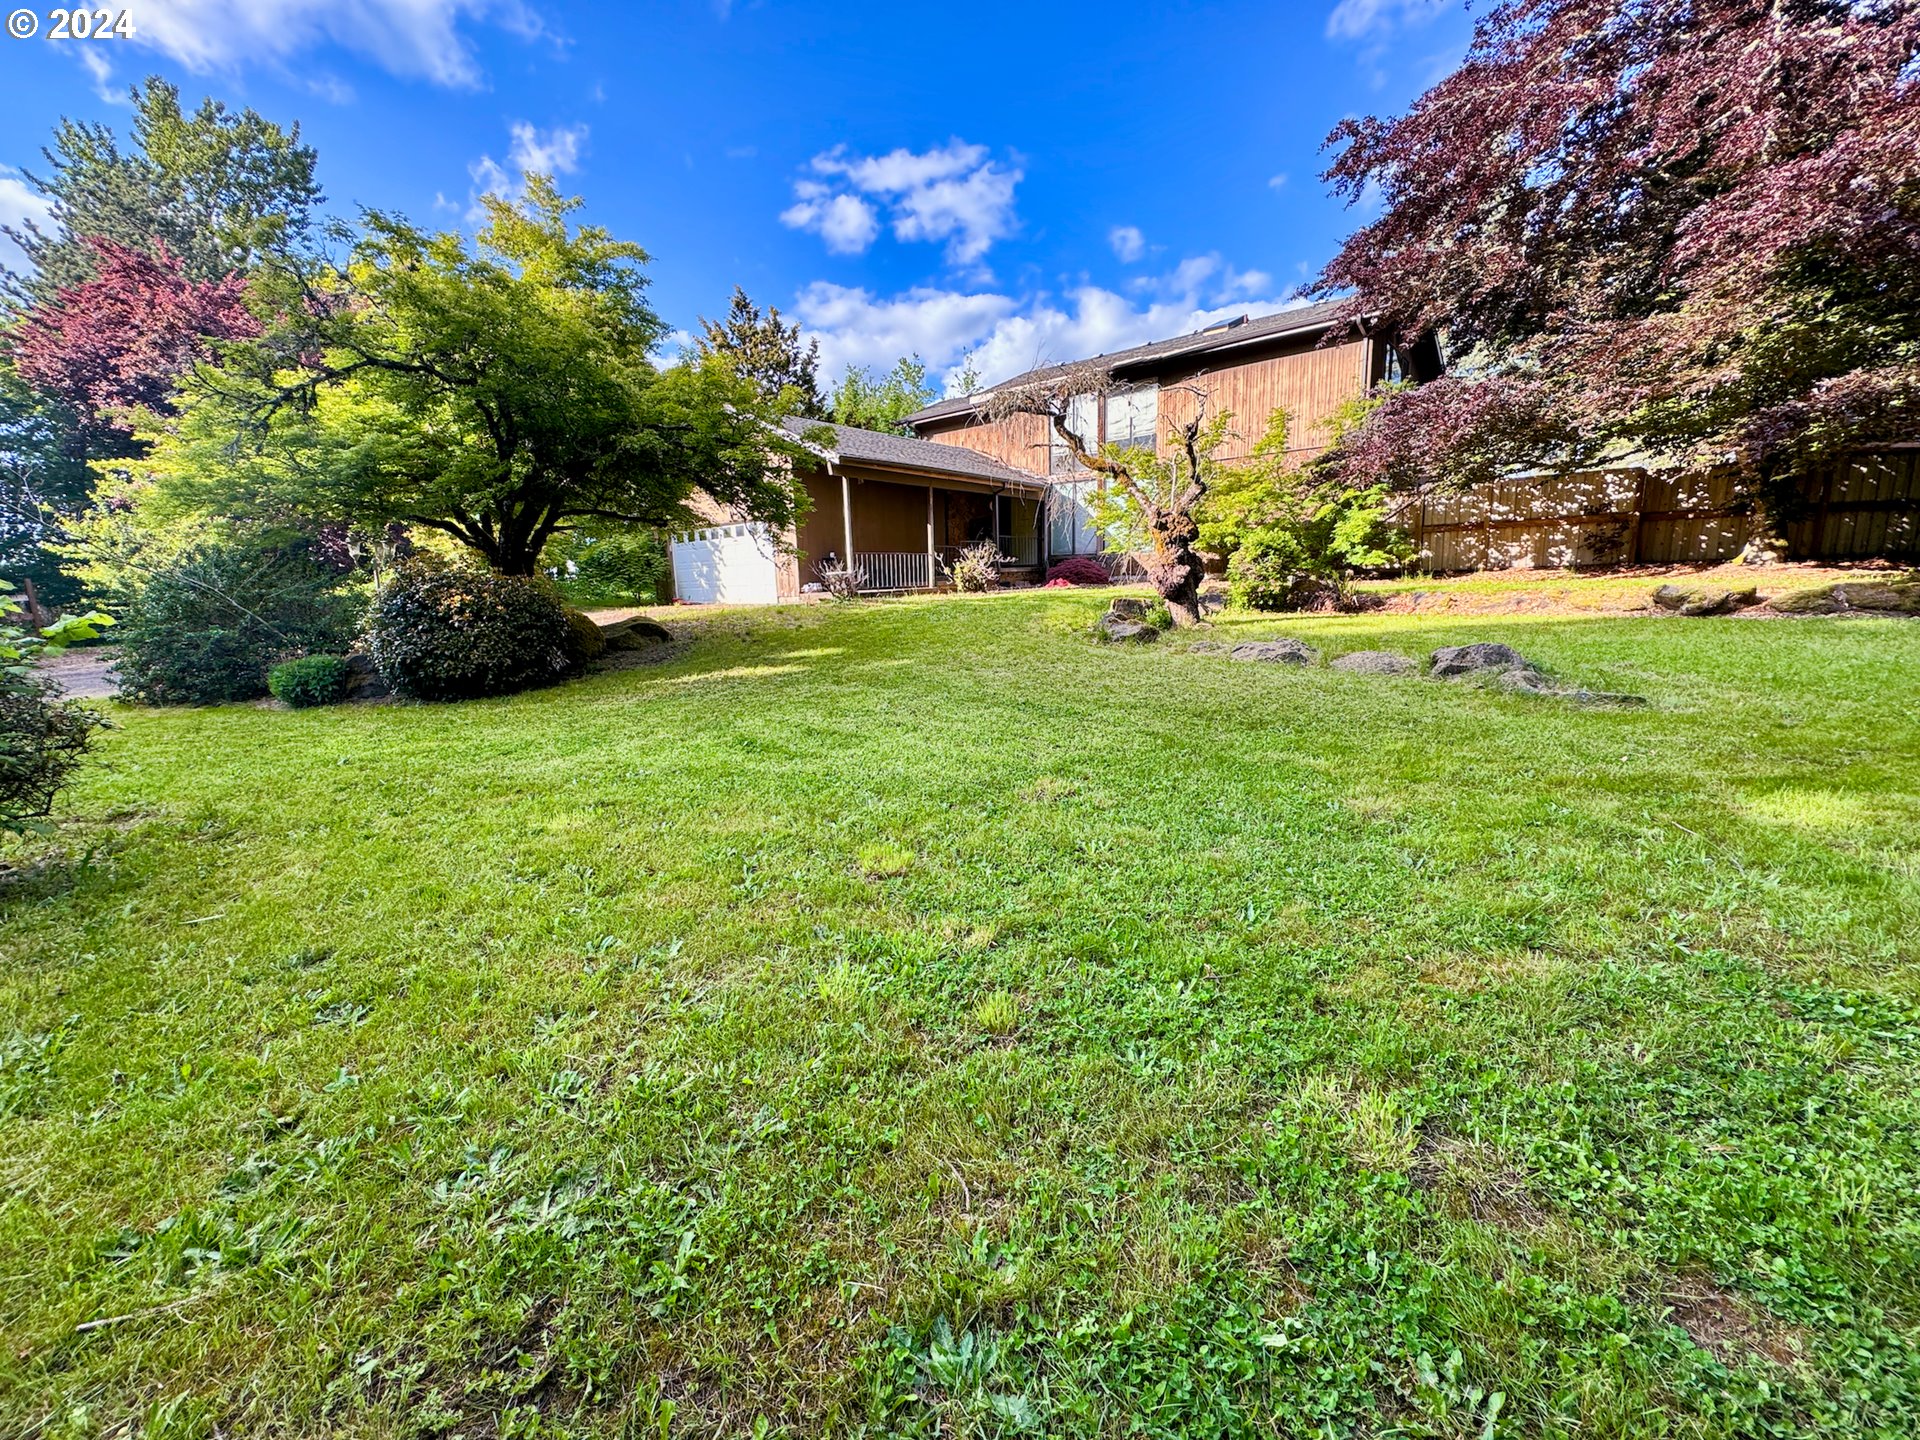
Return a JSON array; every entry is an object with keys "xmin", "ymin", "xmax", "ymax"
[
  {"xmin": 268, "ymin": 655, "xmax": 350, "ymax": 708},
  {"xmin": 366, "ymin": 568, "xmax": 577, "ymax": 702}
]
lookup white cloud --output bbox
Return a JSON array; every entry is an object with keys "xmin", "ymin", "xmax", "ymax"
[
  {"xmin": 1325, "ymin": 0, "xmax": 1449, "ymax": 41},
  {"xmin": 781, "ymin": 139, "xmax": 1022, "ymax": 267},
  {"xmin": 1108, "ymin": 225, "xmax": 1146, "ymax": 263},
  {"xmin": 792, "ymin": 282, "xmax": 1017, "ymax": 379},
  {"xmin": 0, "ymin": 167, "xmax": 53, "ymax": 272},
  {"xmin": 508, "ymin": 120, "xmax": 586, "ymax": 176},
  {"xmin": 466, "ymin": 121, "xmax": 587, "ymax": 218},
  {"xmin": 74, "ymin": 46, "xmax": 127, "ymax": 104},
  {"xmin": 1268, "ymin": 172, "xmax": 1289, "ymax": 190},
  {"xmin": 120, "ymin": 0, "xmax": 549, "ymax": 89},
  {"xmin": 792, "ymin": 253, "xmax": 1309, "ymax": 397},
  {"xmin": 779, "ymin": 193, "xmax": 879, "ymax": 255}
]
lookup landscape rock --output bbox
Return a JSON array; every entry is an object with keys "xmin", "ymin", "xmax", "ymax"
[
  {"xmin": 1330, "ymin": 649, "xmax": 1416, "ymax": 676},
  {"xmin": 1099, "ymin": 618, "xmax": 1157, "ymax": 643},
  {"xmin": 1428, "ymin": 642, "xmax": 1535, "ymax": 677},
  {"xmin": 599, "ymin": 615, "xmax": 674, "ymax": 649},
  {"xmin": 343, "ymin": 650, "xmax": 389, "ymax": 701},
  {"xmin": 1229, "ymin": 639, "xmax": 1316, "ymax": 665},
  {"xmin": 1106, "ymin": 596, "xmax": 1153, "ymax": 621},
  {"xmin": 1185, "ymin": 640, "xmax": 1232, "ymax": 655},
  {"xmin": 1768, "ymin": 577, "xmax": 1920, "ymax": 616},
  {"xmin": 1652, "ymin": 583, "xmax": 1758, "ymax": 616},
  {"xmin": 1491, "ymin": 668, "xmax": 1647, "ymax": 706}
]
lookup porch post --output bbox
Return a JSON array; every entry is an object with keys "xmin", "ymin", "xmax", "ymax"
[
  {"xmin": 927, "ymin": 485, "xmax": 936, "ymax": 588},
  {"xmin": 837, "ymin": 465, "xmax": 854, "ymax": 569}
]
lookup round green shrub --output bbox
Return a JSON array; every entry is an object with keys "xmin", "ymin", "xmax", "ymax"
[
  {"xmin": 268, "ymin": 655, "xmax": 351, "ymax": 708},
  {"xmin": 1226, "ymin": 531, "xmax": 1345, "ymax": 613},
  {"xmin": 116, "ymin": 542, "xmax": 357, "ymax": 705},
  {"xmin": 366, "ymin": 568, "xmax": 577, "ymax": 702}
]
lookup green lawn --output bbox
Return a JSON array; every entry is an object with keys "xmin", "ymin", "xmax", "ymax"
[{"xmin": 5, "ymin": 592, "xmax": 1919, "ymax": 1439}]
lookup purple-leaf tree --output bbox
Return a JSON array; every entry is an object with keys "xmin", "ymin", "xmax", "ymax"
[{"xmin": 1316, "ymin": 0, "xmax": 1920, "ymax": 551}]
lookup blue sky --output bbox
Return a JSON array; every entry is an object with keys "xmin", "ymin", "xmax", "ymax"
[{"xmin": 0, "ymin": 0, "xmax": 1473, "ymax": 395}]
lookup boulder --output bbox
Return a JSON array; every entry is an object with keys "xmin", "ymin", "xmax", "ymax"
[
  {"xmin": 1491, "ymin": 668, "xmax": 1647, "ymax": 706},
  {"xmin": 1106, "ymin": 596, "xmax": 1153, "ymax": 621},
  {"xmin": 1229, "ymin": 639, "xmax": 1316, "ymax": 665},
  {"xmin": 1768, "ymin": 577, "xmax": 1920, "ymax": 616},
  {"xmin": 1833, "ymin": 580, "xmax": 1920, "ymax": 615},
  {"xmin": 1330, "ymin": 649, "xmax": 1416, "ymax": 676},
  {"xmin": 599, "ymin": 615, "xmax": 674, "ymax": 649},
  {"xmin": 1099, "ymin": 618, "xmax": 1157, "ymax": 643},
  {"xmin": 1651, "ymin": 583, "xmax": 1757, "ymax": 616},
  {"xmin": 342, "ymin": 650, "xmax": 389, "ymax": 701},
  {"xmin": 1428, "ymin": 642, "xmax": 1535, "ymax": 677}
]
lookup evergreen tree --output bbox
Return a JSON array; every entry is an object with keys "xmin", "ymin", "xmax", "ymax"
[
  {"xmin": 693, "ymin": 286, "xmax": 825, "ymax": 416},
  {"xmin": 2, "ymin": 76, "xmax": 321, "ymax": 300}
]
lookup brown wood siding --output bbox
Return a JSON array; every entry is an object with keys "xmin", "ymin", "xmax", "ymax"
[
  {"xmin": 917, "ymin": 412, "xmax": 1052, "ymax": 474},
  {"xmin": 794, "ymin": 470, "xmax": 846, "ymax": 580},
  {"xmin": 1156, "ymin": 335, "xmax": 1372, "ymax": 464}
]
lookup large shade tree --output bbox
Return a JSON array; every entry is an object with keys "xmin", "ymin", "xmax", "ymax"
[
  {"xmin": 1316, "ymin": 0, "xmax": 1920, "ymax": 545},
  {"xmin": 146, "ymin": 179, "xmax": 809, "ymax": 575}
]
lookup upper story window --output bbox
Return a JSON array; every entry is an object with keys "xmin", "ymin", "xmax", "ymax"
[
  {"xmin": 1050, "ymin": 393, "xmax": 1098, "ymax": 475},
  {"xmin": 1105, "ymin": 383, "xmax": 1158, "ymax": 454}
]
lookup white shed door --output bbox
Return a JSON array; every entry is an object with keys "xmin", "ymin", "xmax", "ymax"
[{"xmin": 671, "ymin": 523, "xmax": 780, "ymax": 605}]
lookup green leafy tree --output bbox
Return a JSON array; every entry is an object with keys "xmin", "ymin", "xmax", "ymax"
[
  {"xmin": 144, "ymin": 179, "xmax": 810, "ymax": 576},
  {"xmin": 693, "ymin": 286, "xmax": 825, "ymax": 417},
  {"xmin": 2, "ymin": 76, "xmax": 320, "ymax": 299},
  {"xmin": 1205, "ymin": 407, "xmax": 1412, "ymax": 612},
  {"xmin": 831, "ymin": 356, "xmax": 938, "ymax": 435}
]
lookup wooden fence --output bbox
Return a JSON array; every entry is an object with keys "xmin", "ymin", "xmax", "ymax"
[{"xmin": 1405, "ymin": 449, "xmax": 1919, "ymax": 572}]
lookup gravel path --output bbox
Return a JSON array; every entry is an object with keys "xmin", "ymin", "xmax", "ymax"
[{"xmin": 36, "ymin": 646, "xmax": 119, "ymax": 700}]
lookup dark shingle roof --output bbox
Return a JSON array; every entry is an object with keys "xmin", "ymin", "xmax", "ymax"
[
  {"xmin": 903, "ymin": 298, "xmax": 1357, "ymax": 427},
  {"xmin": 781, "ymin": 417, "xmax": 1047, "ymax": 489}
]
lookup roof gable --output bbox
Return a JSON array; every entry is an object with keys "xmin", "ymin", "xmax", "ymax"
[{"xmin": 903, "ymin": 298, "xmax": 1359, "ymax": 428}]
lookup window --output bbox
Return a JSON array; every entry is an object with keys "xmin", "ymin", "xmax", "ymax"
[
  {"xmin": 1049, "ymin": 393, "xmax": 1098, "ymax": 475},
  {"xmin": 1105, "ymin": 383, "xmax": 1158, "ymax": 454}
]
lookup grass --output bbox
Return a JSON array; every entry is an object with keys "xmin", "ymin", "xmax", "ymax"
[{"xmin": 3, "ymin": 589, "xmax": 1919, "ymax": 1439}]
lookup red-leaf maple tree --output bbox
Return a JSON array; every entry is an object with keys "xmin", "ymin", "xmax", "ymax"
[
  {"xmin": 8, "ymin": 236, "xmax": 257, "ymax": 455},
  {"xmin": 1316, "ymin": 0, "xmax": 1920, "ymax": 533}
]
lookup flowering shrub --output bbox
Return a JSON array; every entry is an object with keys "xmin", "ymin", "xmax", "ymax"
[
  {"xmin": 1044, "ymin": 556, "xmax": 1110, "ymax": 586},
  {"xmin": 948, "ymin": 542, "xmax": 1003, "ymax": 593}
]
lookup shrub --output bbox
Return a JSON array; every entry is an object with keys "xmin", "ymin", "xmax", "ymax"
[
  {"xmin": 562, "ymin": 608, "xmax": 607, "ymax": 664},
  {"xmin": 1226, "ymin": 530, "xmax": 1348, "ymax": 612},
  {"xmin": 2, "ymin": 616, "xmax": 104, "ymax": 833},
  {"xmin": 1044, "ymin": 555, "xmax": 1110, "ymax": 586},
  {"xmin": 815, "ymin": 561, "xmax": 866, "ymax": 601},
  {"xmin": 116, "ymin": 543, "xmax": 357, "ymax": 705},
  {"xmin": 268, "ymin": 655, "xmax": 350, "ymax": 708},
  {"xmin": 948, "ymin": 541, "xmax": 1003, "ymax": 593},
  {"xmin": 366, "ymin": 567, "xmax": 577, "ymax": 702}
]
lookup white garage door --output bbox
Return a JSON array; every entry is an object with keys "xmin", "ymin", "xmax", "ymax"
[{"xmin": 670, "ymin": 523, "xmax": 781, "ymax": 605}]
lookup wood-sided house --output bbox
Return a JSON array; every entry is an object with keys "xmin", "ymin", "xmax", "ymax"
[
  {"xmin": 666, "ymin": 302, "xmax": 1433, "ymax": 602},
  {"xmin": 667, "ymin": 419, "xmax": 1051, "ymax": 604},
  {"xmin": 902, "ymin": 299, "xmax": 1432, "ymax": 564}
]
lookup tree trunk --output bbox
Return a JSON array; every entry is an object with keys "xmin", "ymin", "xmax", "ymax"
[{"xmin": 1146, "ymin": 509, "xmax": 1205, "ymax": 627}]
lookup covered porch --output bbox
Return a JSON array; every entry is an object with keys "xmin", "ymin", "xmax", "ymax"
[{"xmin": 793, "ymin": 454, "xmax": 1049, "ymax": 595}]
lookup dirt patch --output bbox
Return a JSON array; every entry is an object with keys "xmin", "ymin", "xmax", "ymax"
[{"xmin": 1664, "ymin": 1278, "xmax": 1806, "ymax": 1366}]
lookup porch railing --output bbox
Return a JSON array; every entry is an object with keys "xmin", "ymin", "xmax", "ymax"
[{"xmin": 852, "ymin": 552, "xmax": 936, "ymax": 592}]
